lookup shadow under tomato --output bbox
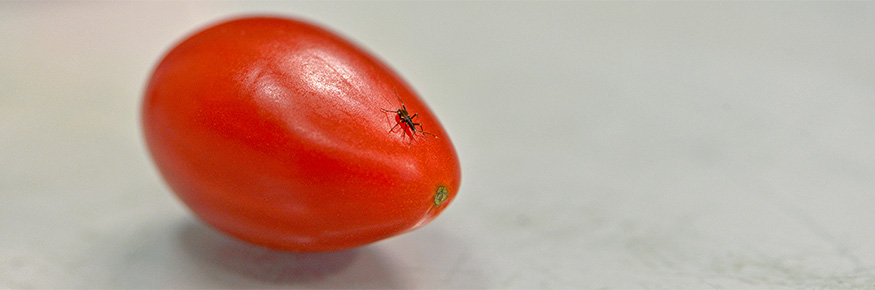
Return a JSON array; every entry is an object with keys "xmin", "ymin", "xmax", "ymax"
[{"xmin": 177, "ymin": 220, "xmax": 401, "ymax": 288}]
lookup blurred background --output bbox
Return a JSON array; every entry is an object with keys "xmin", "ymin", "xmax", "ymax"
[{"xmin": 2, "ymin": 2, "xmax": 875, "ymax": 288}]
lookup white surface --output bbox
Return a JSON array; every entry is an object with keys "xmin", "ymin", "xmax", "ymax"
[{"xmin": 3, "ymin": 2, "xmax": 875, "ymax": 289}]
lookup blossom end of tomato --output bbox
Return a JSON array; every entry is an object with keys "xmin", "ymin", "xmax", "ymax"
[{"xmin": 433, "ymin": 185, "xmax": 449, "ymax": 207}]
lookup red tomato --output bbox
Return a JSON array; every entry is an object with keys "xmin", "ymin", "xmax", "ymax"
[{"xmin": 142, "ymin": 16, "xmax": 460, "ymax": 252}]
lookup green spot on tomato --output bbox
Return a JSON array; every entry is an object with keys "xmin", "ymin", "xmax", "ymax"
[{"xmin": 434, "ymin": 186, "xmax": 448, "ymax": 206}]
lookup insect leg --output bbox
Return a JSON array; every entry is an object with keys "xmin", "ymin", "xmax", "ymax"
[
  {"xmin": 416, "ymin": 123, "xmax": 437, "ymax": 138},
  {"xmin": 388, "ymin": 122, "xmax": 401, "ymax": 133}
]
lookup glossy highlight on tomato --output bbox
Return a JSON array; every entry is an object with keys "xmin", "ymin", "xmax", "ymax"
[{"xmin": 142, "ymin": 16, "xmax": 461, "ymax": 252}]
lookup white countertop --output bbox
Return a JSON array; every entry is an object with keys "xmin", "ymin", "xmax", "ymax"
[{"xmin": 2, "ymin": 2, "xmax": 874, "ymax": 288}]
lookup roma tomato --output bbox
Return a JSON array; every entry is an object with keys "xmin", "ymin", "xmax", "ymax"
[{"xmin": 142, "ymin": 16, "xmax": 460, "ymax": 252}]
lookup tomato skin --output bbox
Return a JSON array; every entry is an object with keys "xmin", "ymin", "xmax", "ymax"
[{"xmin": 142, "ymin": 16, "xmax": 460, "ymax": 252}]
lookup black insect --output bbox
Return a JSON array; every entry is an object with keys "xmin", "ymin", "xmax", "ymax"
[{"xmin": 381, "ymin": 91, "xmax": 437, "ymax": 142}]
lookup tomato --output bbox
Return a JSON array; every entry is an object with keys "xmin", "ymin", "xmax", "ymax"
[{"xmin": 141, "ymin": 16, "xmax": 460, "ymax": 252}]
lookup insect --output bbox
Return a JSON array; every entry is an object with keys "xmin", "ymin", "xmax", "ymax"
[{"xmin": 382, "ymin": 90, "xmax": 437, "ymax": 142}]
